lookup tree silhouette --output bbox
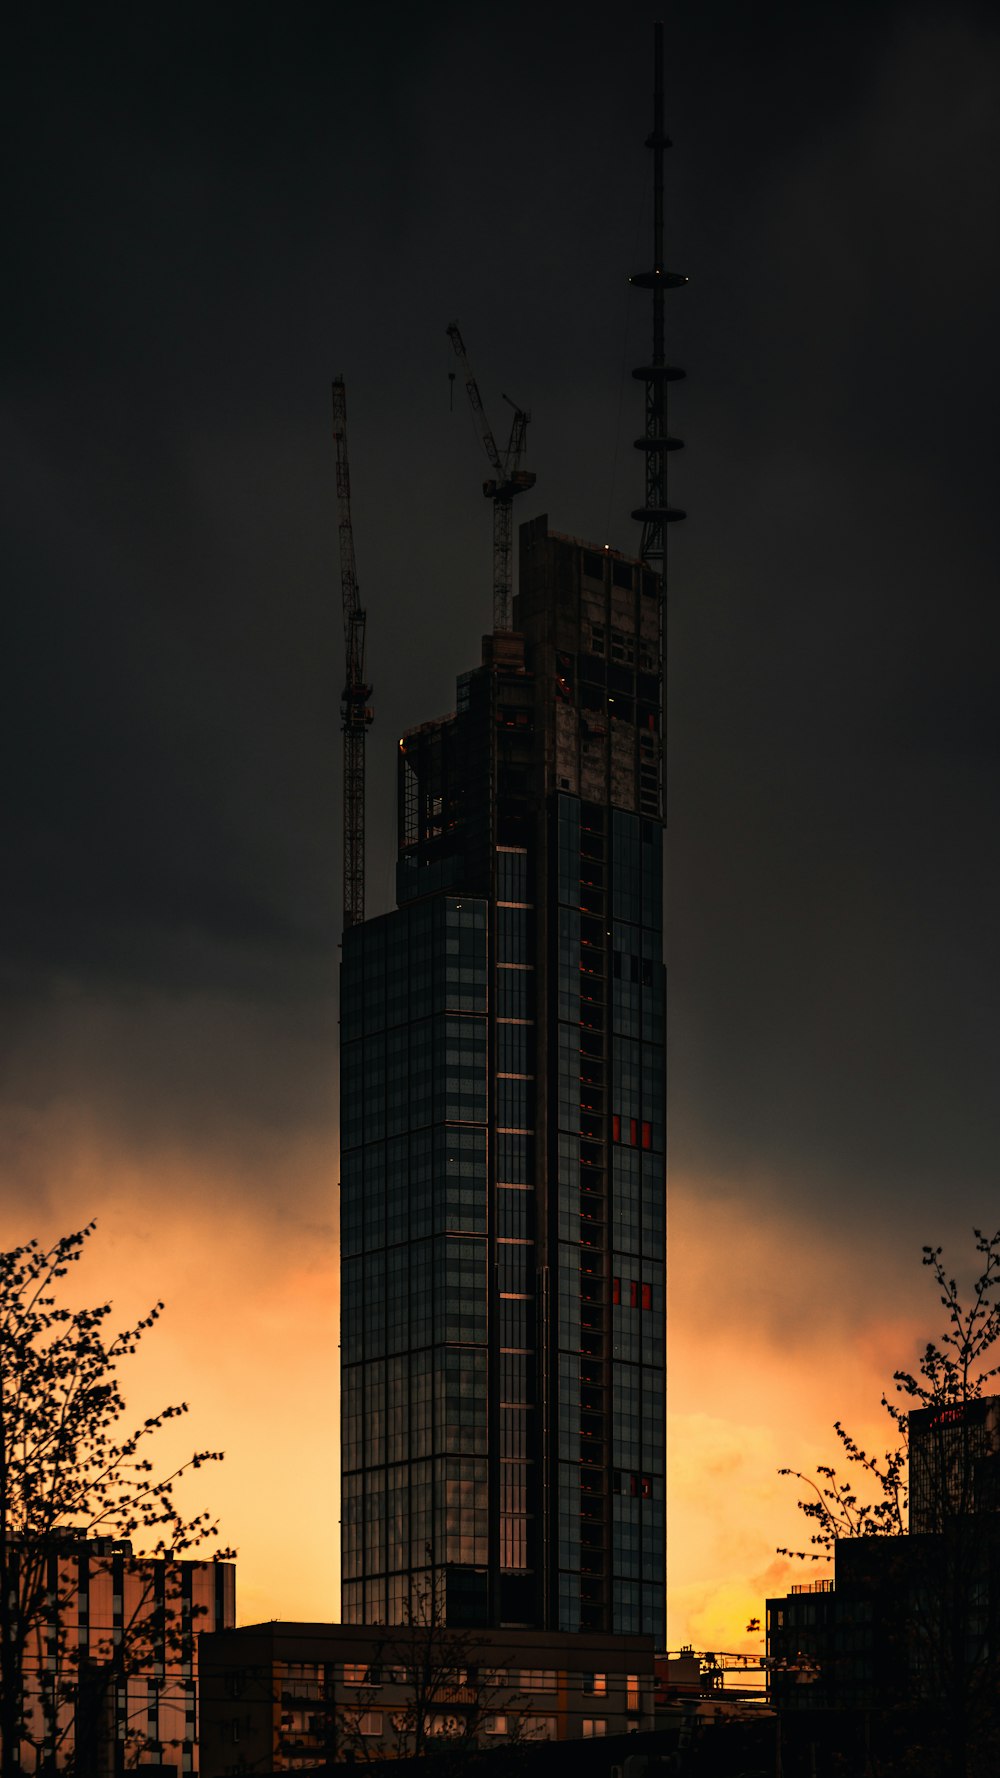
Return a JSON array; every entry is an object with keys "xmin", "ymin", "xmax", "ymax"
[
  {"xmin": 778, "ymin": 1229, "xmax": 1000, "ymax": 1778},
  {"xmin": 0, "ymin": 1222, "xmax": 232, "ymax": 1776},
  {"xmin": 335, "ymin": 1569, "xmax": 529, "ymax": 1768}
]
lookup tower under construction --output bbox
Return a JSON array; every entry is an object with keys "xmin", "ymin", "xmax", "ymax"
[{"xmin": 339, "ymin": 27, "xmax": 681, "ymax": 1638}]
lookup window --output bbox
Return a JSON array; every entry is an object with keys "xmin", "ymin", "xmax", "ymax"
[
  {"xmin": 583, "ymin": 1673, "xmax": 606, "ymax": 1696},
  {"xmin": 358, "ymin": 1711, "xmax": 382, "ymax": 1736},
  {"xmin": 518, "ymin": 1670, "xmax": 556, "ymax": 1692},
  {"xmin": 627, "ymin": 1674, "xmax": 640, "ymax": 1713},
  {"xmin": 497, "ymin": 847, "xmax": 529, "ymax": 903},
  {"xmin": 583, "ymin": 1718, "xmax": 607, "ymax": 1737},
  {"xmin": 484, "ymin": 1715, "xmax": 507, "ymax": 1736}
]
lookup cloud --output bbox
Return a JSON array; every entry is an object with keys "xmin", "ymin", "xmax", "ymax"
[{"xmin": 664, "ymin": 1174, "xmax": 983, "ymax": 1646}]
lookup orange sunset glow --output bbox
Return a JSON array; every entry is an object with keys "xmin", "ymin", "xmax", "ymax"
[{"xmin": 1, "ymin": 1071, "xmax": 938, "ymax": 1653}]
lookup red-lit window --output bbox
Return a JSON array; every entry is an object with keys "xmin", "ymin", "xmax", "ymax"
[
  {"xmin": 629, "ymin": 1474, "xmax": 639, "ymax": 1498},
  {"xmin": 641, "ymin": 1283, "xmax": 652, "ymax": 1311},
  {"xmin": 612, "ymin": 1114, "xmax": 621, "ymax": 1143},
  {"xmin": 629, "ymin": 1281, "xmax": 639, "ymax": 1309},
  {"xmin": 630, "ymin": 1118, "xmax": 638, "ymax": 1146},
  {"xmin": 612, "ymin": 1277, "xmax": 621, "ymax": 1305},
  {"xmin": 640, "ymin": 1476, "xmax": 652, "ymax": 1499},
  {"xmin": 641, "ymin": 1121, "xmax": 652, "ymax": 1150}
]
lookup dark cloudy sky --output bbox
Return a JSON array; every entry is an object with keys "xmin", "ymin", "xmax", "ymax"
[{"xmin": 3, "ymin": 0, "xmax": 999, "ymax": 1638}]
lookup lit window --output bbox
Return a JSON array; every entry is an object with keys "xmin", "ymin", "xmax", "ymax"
[
  {"xmin": 582, "ymin": 1673, "xmax": 606, "ymax": 1696},
  {"xmin": 641, "ymin": 1283, "xmax": 652, "ymax": 1311},
  {"xmin": 583, "ymin": 1717, "xmax": 607, "ymax": 1737},
  {"xmin": 484, "ymin": 1715, "xmax": 507, "ymax": 1735},
  {"xmin": 612, "ymin": 1277, "xmax": 621, "ymax": 1305},
  {"xmin": 627, "ymin": 1674, "xmax": 640, "ymax": 1712},
  {"xmin": 358, "ymin": 1711, "xmax": 382, "ymax": 1735}
]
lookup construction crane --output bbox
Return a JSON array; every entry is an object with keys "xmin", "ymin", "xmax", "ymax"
[
  {"xmin": 332, "ymin": 377, "xmax": 373, "ymax": 932},
  {"xmin": 446, "ymin": 322, "xmax": 535, "ymax": 632}
]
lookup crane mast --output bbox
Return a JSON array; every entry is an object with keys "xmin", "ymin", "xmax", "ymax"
[
  {"xmin": 446, "ymin": 322, "xmax": 535, "ymax": 632},
  {"xmin": 332, "ymin": 378, "xmax": 373, "ymax": 932}
]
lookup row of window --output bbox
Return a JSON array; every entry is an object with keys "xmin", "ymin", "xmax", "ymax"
[
  {"xmin": 342, "ymin": 899, "xmax": 488, "ymax": 1038},
  {"xmin": 612, "ymin": 1116, "xmax": 654, "ymax": 1149},
  {"xmin": 342, "ymin": 1235, "xmax": 489, "ymax": 1363},
  {"xmin": 614, "ymin": 1471, "xmax": 657, "ymax": 1497},
  {"xmin": 612, "ymin": 1278, "xmax": 653, "ymax": 1309}
]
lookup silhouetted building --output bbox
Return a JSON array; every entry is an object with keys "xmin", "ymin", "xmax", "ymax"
[
  {"xmin": 766, "ymin": 1499, "xmax": 1000, "ymax": 1767},
  {"xmin": 766, "ymin": 1568, "xmax": 880, "ymax": 1715},
  {"xmin": 13, "ymin": 1533, "xmax": 235, "ymax": 1775},
  {"xmin": 198, "ymin": 1620, "xmax": 655, "ymax": 1774},
  {"xmin": 909, "ymin": 1396, "xmax": 1000, "ymax": 1532},
  {"xmin": 340, "ymin": 519, "xmax": 666, "ymax": 1636}
]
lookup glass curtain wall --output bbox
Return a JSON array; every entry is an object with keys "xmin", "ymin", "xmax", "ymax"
[{"xmin": 341, "ymin": 895, "xmax": 489, "ymax": 1623}]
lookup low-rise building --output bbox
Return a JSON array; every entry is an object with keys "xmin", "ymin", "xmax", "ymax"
[
  {"xmin": 198, "ymin": 1621, "xmax": 655, "ymax": 1774},
  {"xmin": 14, "ymin": 1533, "xmax": 235, "ymax": 1776},
  {"xmin": 766, "ymin": 1521, "xmax": 1000, "ymax": 1770}
]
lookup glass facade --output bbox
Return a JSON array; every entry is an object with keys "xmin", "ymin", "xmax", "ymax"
[
  {"xmin": 341, "ymin": 895, "xmax": 490, "ymax": 1626},
  {"xmin": 553, "ymin": 797, "xmax": 665, "ymax": 1637},
  {"xmin": 341, "ymin": 520, "xmax": 666, "ymax": 1639}
]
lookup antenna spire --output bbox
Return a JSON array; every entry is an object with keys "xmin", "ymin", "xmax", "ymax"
[
  {"xmin": 332, "ymin": 378, "xmax": 374, "ymax": 931},
  {"xmin": 630, "ymin": 20, "xmax": 686, "ymax": 564}
]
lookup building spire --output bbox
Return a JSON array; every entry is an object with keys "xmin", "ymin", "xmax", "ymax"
[{"xmin": 630, "ymin": 20, "xmax": 686, "ymax": 565}]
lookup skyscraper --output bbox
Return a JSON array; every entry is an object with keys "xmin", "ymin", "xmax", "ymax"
[
  {"xmin": 339, "ymin": 14, "xmax": 681, "ymax": 1647},
  {"xmin": 340, "ymin": 516, "xmax": 665, "ymax": 1638}
]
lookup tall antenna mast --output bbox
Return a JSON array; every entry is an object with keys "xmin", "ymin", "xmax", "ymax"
[
  {"xmin": 333, "ymin": 378, "xmax": 373, "ymax": 931},
  {"xmin": 631, "ymin": 20, "xmax": 686, "ymax": 564}
]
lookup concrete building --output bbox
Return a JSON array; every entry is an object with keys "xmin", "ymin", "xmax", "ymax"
[
  {"xmin": 13, "ymin": 1533, "xmax": 235, "ymax": 1775},
  {"xmin": 340, "ymin": 517, "xmax": 666, "ymax": 1638},
  {"xmin": 198, "ymin": 1620, "xmax": 655, "ymax": 1775}
]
